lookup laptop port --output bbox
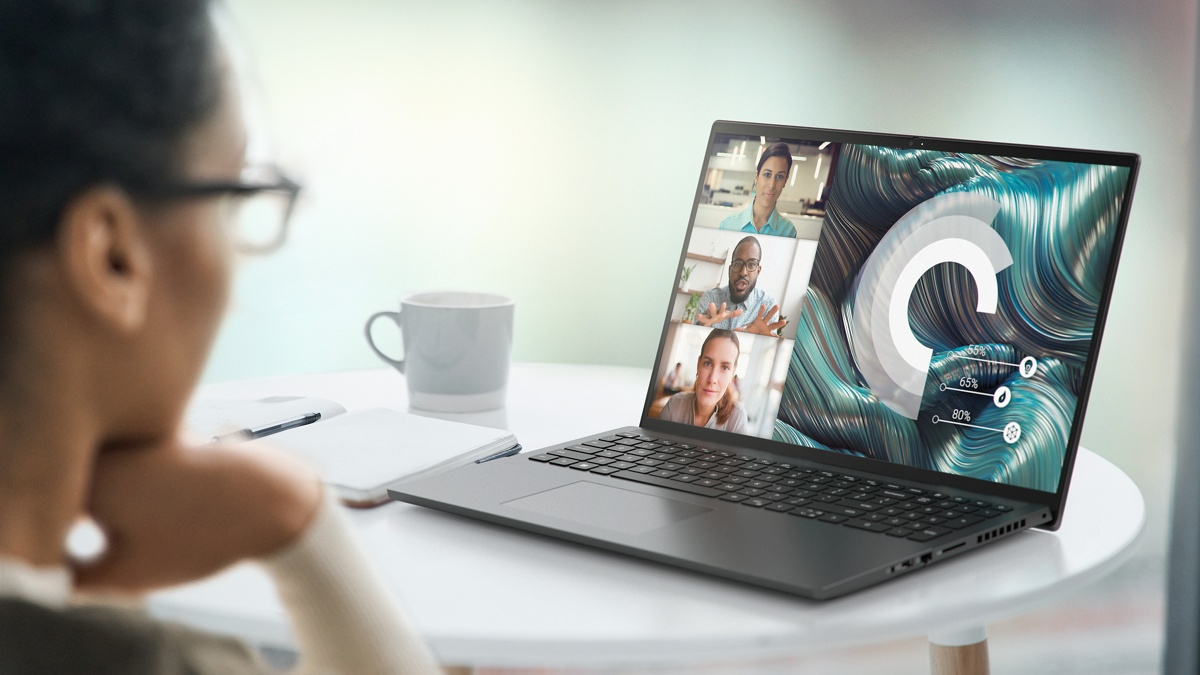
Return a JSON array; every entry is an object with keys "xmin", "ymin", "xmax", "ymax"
[{"xmin": 938, "ymin": 542, "xmax": 966, "ymax": 556}]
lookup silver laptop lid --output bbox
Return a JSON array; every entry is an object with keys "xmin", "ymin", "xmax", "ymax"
[{"xmin": 642, "ymin": 121, "xmax": 1138, "ymax": 525}]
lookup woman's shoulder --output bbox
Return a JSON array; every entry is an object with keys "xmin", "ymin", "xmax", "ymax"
[
  {"xmin": 658, "ymin": 392, "xmax": 692, "ymax": 421},
  {"xmin": 770, "ymin": 212, "xmax": 797, "ymax": 237}
]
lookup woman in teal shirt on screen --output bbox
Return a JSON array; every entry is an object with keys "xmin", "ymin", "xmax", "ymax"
[{"xmin": 718, "ymin": 141, "xmax": 797, "ymax": 238}]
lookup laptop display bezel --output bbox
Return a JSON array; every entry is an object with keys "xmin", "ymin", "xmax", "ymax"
[{"xmin": 639, "ymin": 120, "xmax": 1140, "ymax": 530}]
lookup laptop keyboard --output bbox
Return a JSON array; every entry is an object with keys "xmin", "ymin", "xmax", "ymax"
[{"xmin": 528, "ymin": 432, "xmax": 1013, "ymax": 543}]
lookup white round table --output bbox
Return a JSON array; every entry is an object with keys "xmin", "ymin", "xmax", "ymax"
[{"xmin": 151, "ymin": 364, "xmax": 1145, "ymax": 673}]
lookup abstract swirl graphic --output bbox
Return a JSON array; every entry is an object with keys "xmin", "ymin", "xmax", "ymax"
[{"xmin": 772, "ymin": 145, "xmax": 1130, "ymax": 492}]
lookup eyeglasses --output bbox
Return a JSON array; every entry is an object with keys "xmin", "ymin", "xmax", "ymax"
[
  {"xmin": 128, "ymin": 164, "xmax": 302, "ymax": 255},
  {"xmin": 730, "ymin": 258, "xmax": 761, "ymax": 273}
]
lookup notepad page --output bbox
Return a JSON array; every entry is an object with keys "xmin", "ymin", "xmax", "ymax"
[{"xmin": 268, "ymin": 407, "xmax": 514, "ymax": 492}]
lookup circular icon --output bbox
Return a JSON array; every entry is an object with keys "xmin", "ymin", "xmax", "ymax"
[
  {"xmin": 993, "ymin": 385, "xmax": 1012, "ymax": 408},
  {"xmin": 931, "ymin": 414, "xmax": 940, "ymax": 424},
  {"xmin": 1003, "ymin": 422, "xmax": 1021, "ymax": 444},
  {"xmin": 1019, "ymin": 356, "xmax": 1037, "ymax": 378},
  {"xmin": 939, "ymin": 383, "xmax": 947, "ymax": 392}
]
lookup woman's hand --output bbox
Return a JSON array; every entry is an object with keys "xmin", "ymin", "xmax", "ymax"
[{"xmin": 73, "ymin": 438, "xmax": 322, "ymax": 593}]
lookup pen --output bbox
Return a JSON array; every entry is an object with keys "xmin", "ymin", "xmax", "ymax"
[
  {"xmin": 209, "ymin": 412, "xmax": 322, "ymax": 444},
  {"xmin": 475, "ymin": 443, "xmax": 523, "ymax": 464}
]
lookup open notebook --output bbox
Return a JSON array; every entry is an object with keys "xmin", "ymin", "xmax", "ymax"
[{"xmin": 187, "ymin": 398, "xmax": 519, "ymax": 507}]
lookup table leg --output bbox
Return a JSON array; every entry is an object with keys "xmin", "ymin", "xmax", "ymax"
[{"xmin": 928, "ymin": 626, "xmax": 989, "ymax": 675}]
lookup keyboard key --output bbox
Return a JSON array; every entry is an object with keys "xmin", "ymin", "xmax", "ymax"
[
  {"xmin": 885, "ymin": 527, "xmax": 914, "ymax": 537},
  {"xmin": 611, "ymin": 470, "xmax": 723, "ymax": 497},
  {"xmin": 594, "ymin": 450, "xmax": 623, "ymax": 459},
  {"xmin": 695, "ymin": 479, "xmax": 722, "ymax": 488},
  {"xmin": 588, "ymin": 457, "xmax": 614, "ymax": 466},
  {"xmin": 946, "ymin": 516, "xmax": 984, "ymax": 529},
  {"xmin": 550, "ymin": 449, "xmax": 594, "ymax": 462},
  {"xmin": 529, "ymin": 454, "xmax": 555, "ymax": 462},
  {"xmin": 590, "ymin": 466, "xmax": 620, "ymax": 475},
  {"xmin": 650, "ymin": 470, "xmax": 679, "ymax": 479},
  {"xmin": 766, "ymin": 503, "xmax": 794, "ymax": 513},
  {"xmin": 720, "ymin": 493, "xmax": 748, "ymax": 502},
  {"xmin": 616, "ymin": 432, "xmax": 640, "ymax": 438},
  {"xmin": 583, "ymin": 440, "xmax": 614, "ymax": 449},
  {"xmin": 636, "ymin": 459, "xmax": 664, "ymax": 467},
  {"xmin": 765, "ymin": 492, "xmax": 790, "ymax": 502},
  {"xmin": 738, "ymin": 488, "xmax": 766, "ymax": 497},
  {"xmin": 786, "ymin": 497, "xmax": 812, "ymax": 507},
  {"xmin": 629, "ymin": 465, "xmax": 657, "ymax": 474},
  {"xmin": 600, "ymin": 435, "xmax": 623, "ymax": 442},
  {"xmin": 819, "ymin": 514, "xmax": 848, "ymax": 523},
  {"xmin": 907, "ymin": 526, "xmax": 953, "ymax": 542},
  {"xmin": 995, "ymin": 504, "xmax": 1013, "ymax": 512},
  {"xmin": 742, "ymin": 498, "xmax": 772, "ymax": 508},
  {"xmin": 789, "ymin": 508, "xmax": 825, "ymax": 519},
  {"xmin": 717, "ymin": 484, "xmax": 742, "ymax": 492},
  {"xmin": 837, "ymin": 500, "xmax": 880, "ymax": 512},
  {"xmin": 845, "ymin": 519, "xmax": 888, "ymax": 532},
  {"xmin": 822, "ymin": 505, "xmax": 864, "ymax": 518},
  {"xmin": 671, "ymin": 474, "xmax": 699, "ymax": 483},
  {"xmin": 570, "ymin": 462, "xmax": 598, "ymax": 471},
  {"xmin": 649, "ymin": 452, "xmax": 674, "ymax": 461},
  {"xmin": 549, "ymin": 457, "xmax": 576, "ymax": 466},
  {"xmin": 609, "ymin": 461, "xmax": 638, "ymax": 470}
]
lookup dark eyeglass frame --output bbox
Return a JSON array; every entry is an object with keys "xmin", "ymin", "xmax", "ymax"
[
  {"xmin": 729, "ymin": 258, "xmax": 761, "ymax": 273},
  {"xmin": 126, "ymin": 166, "xmax": 302, "ymax": 254}
]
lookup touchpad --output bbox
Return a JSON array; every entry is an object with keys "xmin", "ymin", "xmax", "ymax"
[{"xmin": 503, "ymin": 481, "xmax": 712, "ymax": 534}]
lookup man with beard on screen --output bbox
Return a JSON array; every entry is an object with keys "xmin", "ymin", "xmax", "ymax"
[{"xmin": 693, "ymin": 236, "xmax": 786, "ymax": 336}]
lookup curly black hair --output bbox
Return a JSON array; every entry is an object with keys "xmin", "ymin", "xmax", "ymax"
[{"xmin": 0, "ymin": 0, "xmax": 220, "ymax": 250}]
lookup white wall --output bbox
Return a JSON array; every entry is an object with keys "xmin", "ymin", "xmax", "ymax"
[{"xmin": 212, "ymin": 0, "xmax": 1195, "ymax": 522}]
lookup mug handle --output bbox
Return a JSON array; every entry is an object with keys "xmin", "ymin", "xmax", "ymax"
[{"xmin": 364, "ymin": 310, "xmax": 405, "ymax": 374}]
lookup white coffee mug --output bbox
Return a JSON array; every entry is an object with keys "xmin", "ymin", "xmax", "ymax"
[{"xmin": 365, "ymin": 291, "xmax": 514, "ymax": 412}]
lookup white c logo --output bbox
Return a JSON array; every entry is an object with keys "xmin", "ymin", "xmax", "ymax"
[{"xmin": 850, "ymin": 192, "xmax": 1012, "ymax": 419}]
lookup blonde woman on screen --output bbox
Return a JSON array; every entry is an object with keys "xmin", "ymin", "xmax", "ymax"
[{"xmin": 657, "ymin": 329, "xmax": 747, "ymax": 434}]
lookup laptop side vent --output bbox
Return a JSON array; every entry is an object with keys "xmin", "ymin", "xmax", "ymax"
[{"xmin": 976, "ymin": 518, "xmax": 1026, "ymax": 544}]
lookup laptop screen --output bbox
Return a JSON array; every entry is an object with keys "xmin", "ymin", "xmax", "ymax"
[{"xmin": 648, "ymin": 123, "xmax": 1136, "ymax": 494}]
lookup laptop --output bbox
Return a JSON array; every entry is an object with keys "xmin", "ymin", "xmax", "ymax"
[{"xmin": 391, "ymin": 121, "xmax": 1139, "ymax": 600}]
